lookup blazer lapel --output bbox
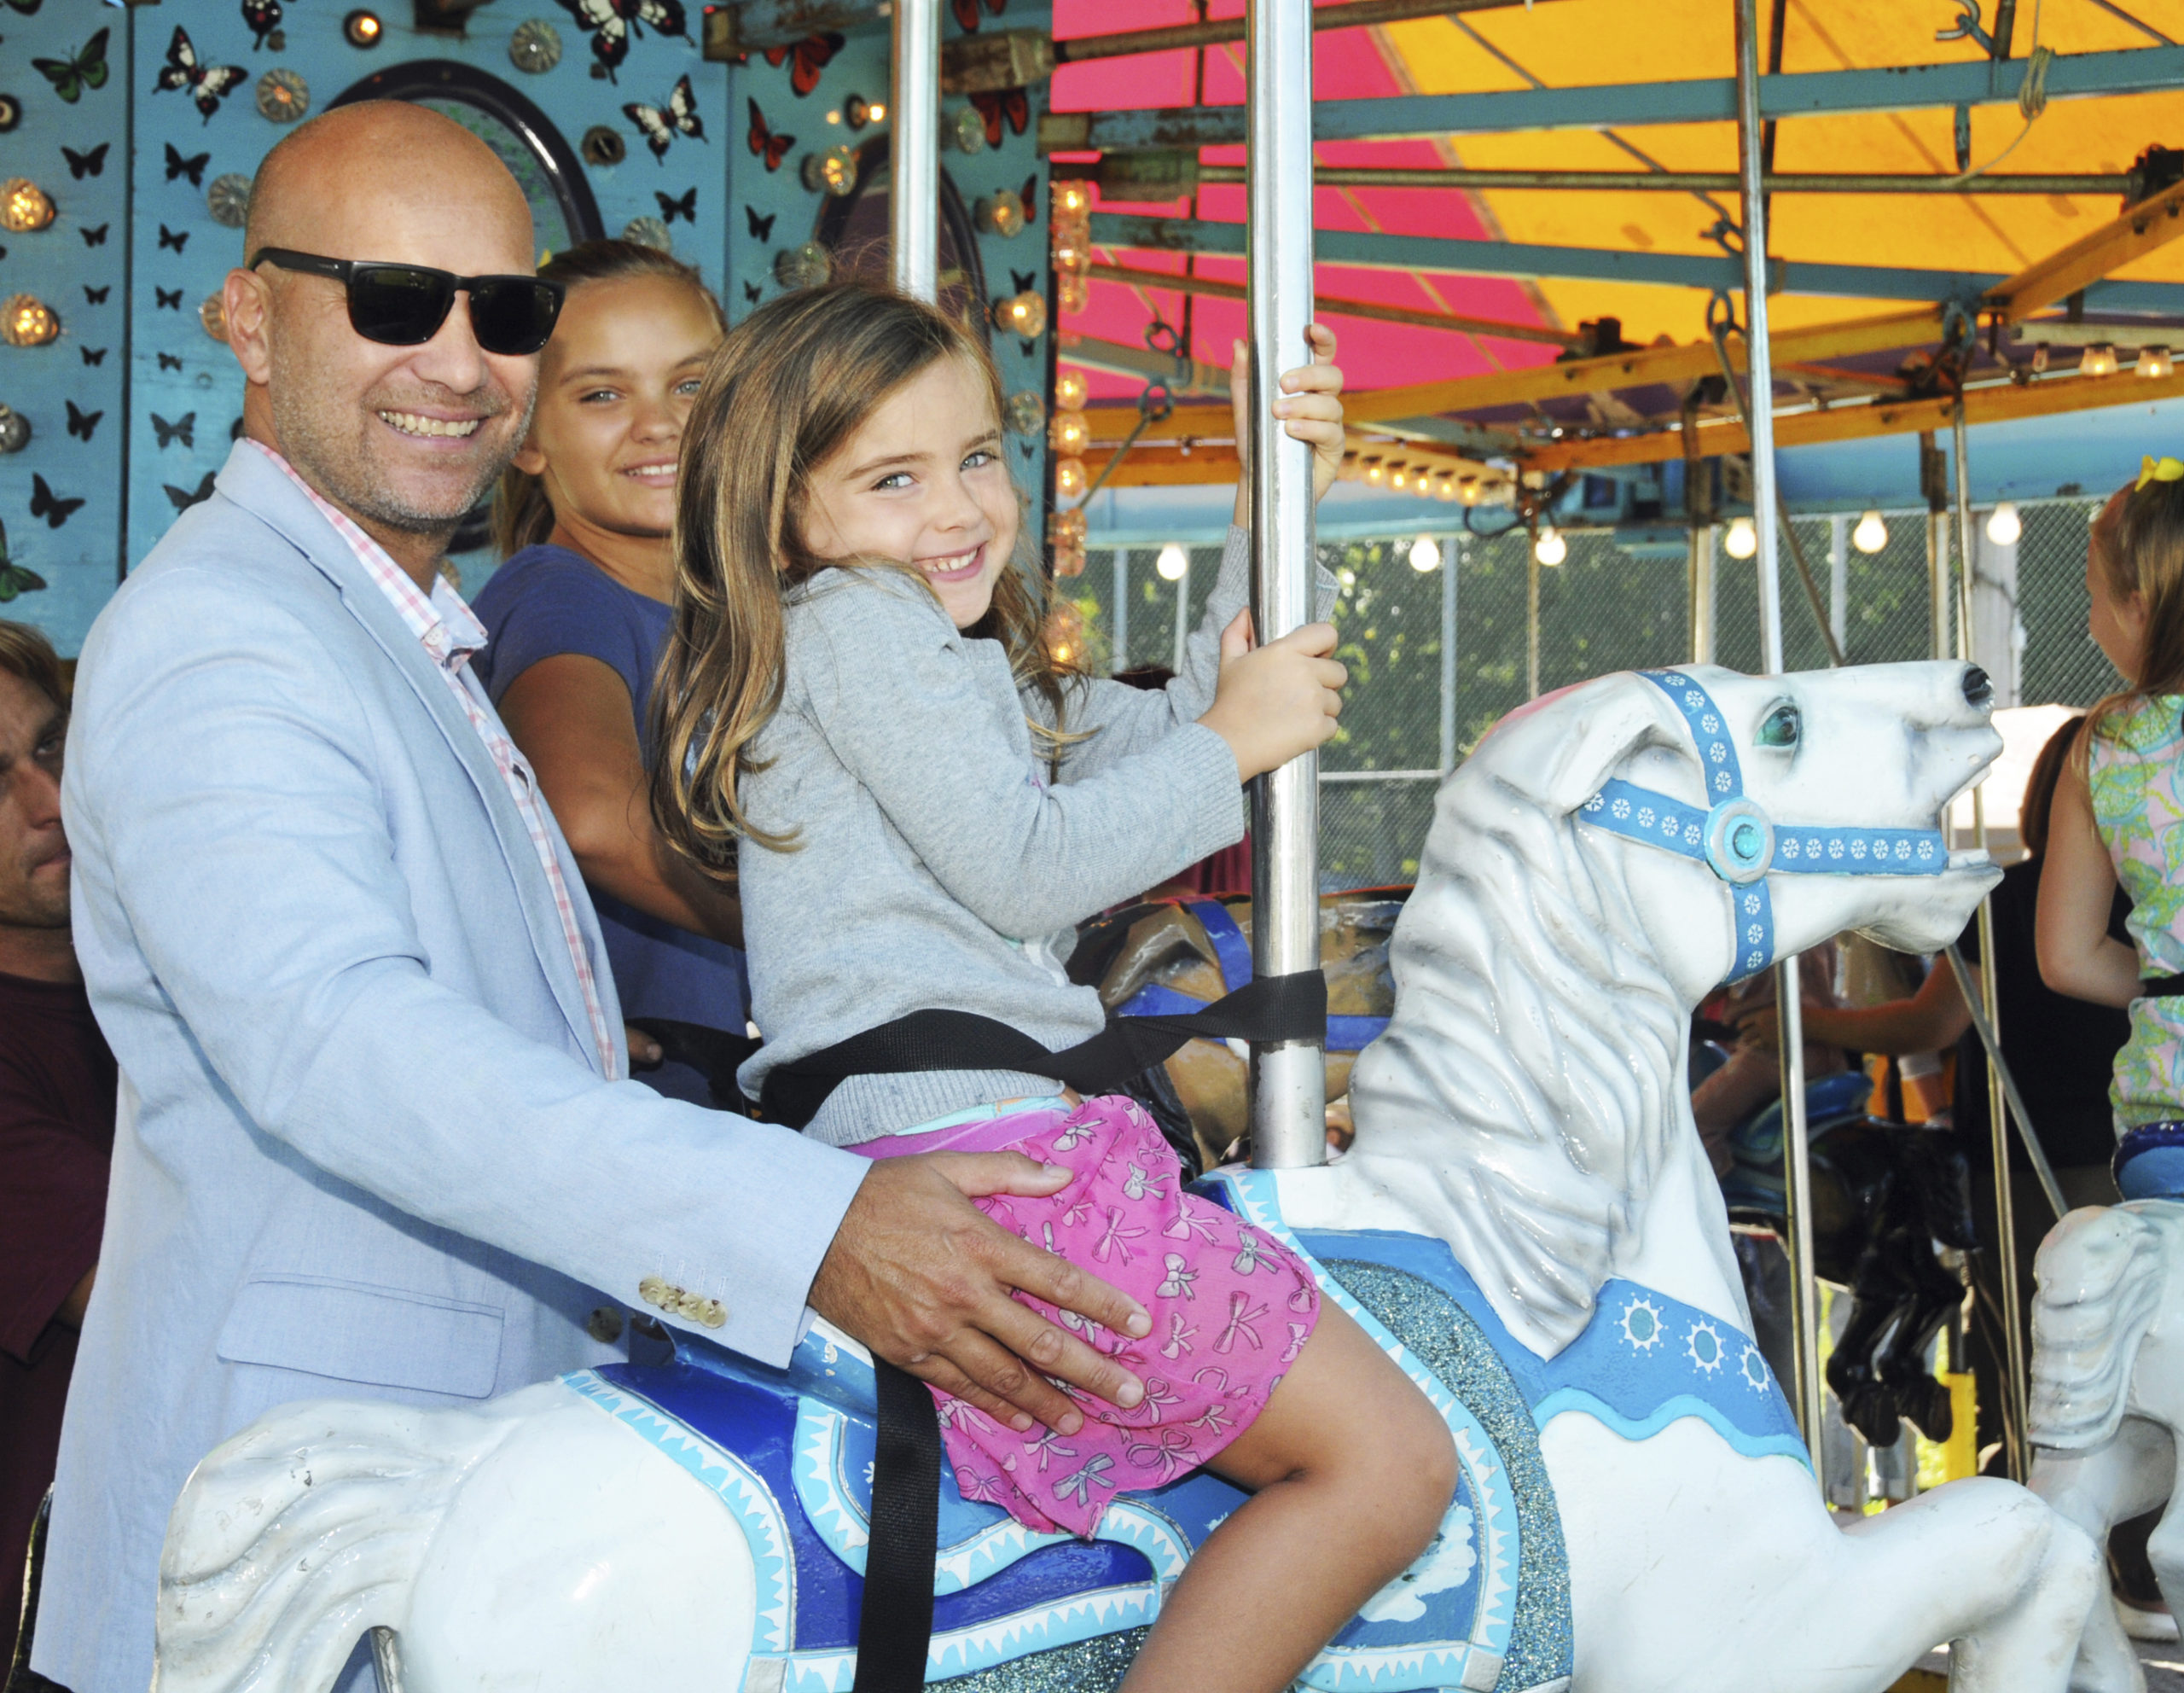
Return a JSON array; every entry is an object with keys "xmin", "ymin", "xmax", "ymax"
[{"xmin": 212, "ymin": 445, "xmax": 610, "ymax": 1073}]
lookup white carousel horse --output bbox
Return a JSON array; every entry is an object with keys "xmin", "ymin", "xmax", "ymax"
[
  {"xmin": 152, "ymin": 660, "xmax": 2100, "ymax": 1693},
  {"xmin": 2027, "ymin": 1201, "xmax": 2184, "ymax": 1692}
]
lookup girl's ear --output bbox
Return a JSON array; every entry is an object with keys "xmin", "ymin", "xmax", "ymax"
[{"xmin": 511, "ymin": 439, "xmax": 547, "ymax": 477}]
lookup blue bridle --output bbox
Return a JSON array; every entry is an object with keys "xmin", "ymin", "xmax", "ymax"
[
  {"xmin": 1577, "ymin": 670, "xmax": 1949, "ymax": 981},
  {"xmin": 1119, "ymin": 899, "xmax": 1389, "ymax": 1053}
]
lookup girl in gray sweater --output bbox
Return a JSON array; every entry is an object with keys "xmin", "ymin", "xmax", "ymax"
[{"xmin": 653, "ymin": 282, "xmax": 1455, "ymax": 1693}]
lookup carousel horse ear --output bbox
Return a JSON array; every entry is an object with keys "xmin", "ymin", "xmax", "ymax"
[{"xmin": 1494, "ymin": 671, "xmax": 1689, "ymax": 820}]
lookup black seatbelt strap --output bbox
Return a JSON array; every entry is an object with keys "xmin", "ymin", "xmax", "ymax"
[
  {"xmin": 760, "ymin": 969, "xmax": 1327, "ymax": 1129},
  {"xmin": 853, "ymin": 1360, "xmax": 944, "ymax": 1693}
]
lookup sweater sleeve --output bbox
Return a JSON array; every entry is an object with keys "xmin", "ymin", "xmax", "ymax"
[
  {"xmin": 1057, "ymin": 524, "xmax": 1340, "ymax": 780},
  {"xmin": 792, "ymin": 570, "xmax": 1244, "ymax": 939}
]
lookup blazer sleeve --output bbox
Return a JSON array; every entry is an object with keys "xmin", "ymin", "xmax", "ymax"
[{"xmin": 65, "ymin": 567, "xmax": 866, "ymax": 1367}]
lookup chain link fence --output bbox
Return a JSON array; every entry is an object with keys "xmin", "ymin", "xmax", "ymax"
[{"xmin": 1061, "ymin": 497, "xmax": 2125, "ymax": 890}]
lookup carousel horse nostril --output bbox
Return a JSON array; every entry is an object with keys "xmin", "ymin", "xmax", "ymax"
[{"xmin": 1962, "ymin": 666, "xmax": 1993, "ymax": 708}]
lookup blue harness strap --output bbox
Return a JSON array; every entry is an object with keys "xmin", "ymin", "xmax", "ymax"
[
  {"xmin": 1119, "ymin": 900, "xmax": 1391, "ymax": 1054},
  {"xmin": 1578, "ymin": 671, "xmax": 1949, "ymax": 982}
]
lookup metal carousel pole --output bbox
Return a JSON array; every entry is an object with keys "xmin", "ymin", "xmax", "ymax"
[
  {"xmin": 890, "ymin": 0, "xmax": 942, "ymax": 302},
  {"xmin": 1735, "ymin": 0, "xmax": 1824, "ymax": 1475},
  {"xmin": 1954, "ymin": 401, "xmax": 2030, "ymax": 1481},
  {"xmin": 1246, "ymin": 0, "xmax": 1326, "ymax": 1170}
]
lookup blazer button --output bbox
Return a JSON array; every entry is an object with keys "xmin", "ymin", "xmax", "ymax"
[
  {"xmin": 699, "ymin": 1299, "xmax": 727, "ymax": 1329},
  {"xmin": 586, "ymin": 1306, "xmax": 624, "ymax": 1344},
  {"xmin": 638, "ymin": 1276, "xmax": 671, "ymax": 1309}
]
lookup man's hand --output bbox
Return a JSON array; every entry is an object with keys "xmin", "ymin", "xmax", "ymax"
[{"xmin": 809, "ymin": 1152, "xmax": 1152, "ymax": 1434}]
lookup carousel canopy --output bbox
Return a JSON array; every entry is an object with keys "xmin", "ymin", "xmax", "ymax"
[{"xmin": 1047, "ymin": 0, "xmax": 2184, "ymax": 525}]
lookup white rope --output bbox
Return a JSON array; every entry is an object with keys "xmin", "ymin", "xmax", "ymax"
[{"xmin": 1944, "ymin": 3, "xmax": 2052, "ymax": 185}]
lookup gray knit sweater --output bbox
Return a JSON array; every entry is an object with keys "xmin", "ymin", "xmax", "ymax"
[{"xmin": 737, "ymin": 525, "xmax": 1309, "ymax": 1146}]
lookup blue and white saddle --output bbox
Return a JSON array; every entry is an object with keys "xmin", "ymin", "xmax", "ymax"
[{"xmin": 560, "ymin": 1173, "xmax": 1803, "ymax": 1693}]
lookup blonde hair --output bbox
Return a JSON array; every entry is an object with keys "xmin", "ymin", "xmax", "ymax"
[
  {"xmin": 2086, "ymin": 476, "xmax": 2184, "ymax": 763},
  {"xmin": 491, "ymin": 240, "xmax": 726, "ymax": 559},
  {"xmin": 649, "ymin": 281, "xmax": 1069, "ymax": 870}
]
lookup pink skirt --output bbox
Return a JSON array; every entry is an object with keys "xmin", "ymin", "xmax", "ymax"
[{"xmin": 891, "ymin": 1094, "xmax": 1320, "ymax": 1537}]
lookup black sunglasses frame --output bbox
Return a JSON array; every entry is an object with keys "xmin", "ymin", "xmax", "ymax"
[{"xmin": 248, "ymin": 247, "xmax": 566, "ymax": 356}]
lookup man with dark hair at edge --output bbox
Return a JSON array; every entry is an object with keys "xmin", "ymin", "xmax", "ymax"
[
  {"xmin": 0, "ymin": 620, "xmax": 111, "ymax": 1680},
  {"xmin": 33, "ymin": 103, "xmax": 1150, "ymax": 1693}
]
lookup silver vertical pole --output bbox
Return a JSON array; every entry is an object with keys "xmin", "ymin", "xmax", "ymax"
[
  {"xmin": 1828, "ymin": 513, "xmax": 1849, "ymax": 654},
  {"xmin": 1170, "ymin": 549, "xmax": 1193, "ymax": 676},
  {"xmin": 1955, "ymin": 401, "xmax": 2026, "ymax": 1482},
  {"xmin": 889, "ymin": 0, "xmax": 942, "ymax": 302},
  {"xmin": 1526, "ymin": 548, "xmax": 1542, "ymax": 699},
  {"xmin": 1689, "ymin": 523, "xmax": 1717, "ymax": 665},
  {"xmin": 1737, "ymin": 0, "xmax": 1822, "ymax": 1476},
  {"xmin": 1246, "ymin": 0, "xmax": 1324, "ymax": 1171},
  {"xmin": 1439, "ymin": 534, "xmax": 1458, "ymax": 775},
  {"xmin": 1111, "ymin": 547, "xmax": 1129, "ymax": 674}
]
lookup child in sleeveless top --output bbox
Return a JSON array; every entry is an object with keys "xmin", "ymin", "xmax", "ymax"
[
  {"xmin": 2039, "ymin": 457, "xmax": 2184, "ymax": 1197},
  {"xmin": 652, "ymin": 282, "xmax": 1455, "ymax": 1693}
]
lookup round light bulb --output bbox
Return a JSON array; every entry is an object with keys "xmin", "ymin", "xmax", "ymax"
[
  {"xmin": 1434, "ymin": 474, "xmax": 1459, "ymax": 503},
  {"xmin": 1409, "ymin": 535, "xmax": 1442, "ymax": 573},
  {"xmin": 992, "ymin": 289, "xmax": 1047, "ymax": 339},
  {"xmin": 1723, "ymin": 515, "xmax": 1758, "ymax": 559},
  {"xmin": 1852, "ymin": 509, "xmax": 1888, "ymax": 554},
  {"xmin": 1054, "ymin": 181, "xmax": 1090, "ymax": 218},
  {"xmin": 0, "ymin": 294, "xmax": 59, "ymax": 347},
  {"xmin": 1, "ymin": 178, "xmax": 55, "ymax": 235},
  {"xmin": 1534, "ymin": 527, "xmax": 1565, "ymax": 567},
  {"xmin": 868, "ymin": 102, "xmax": 886, "ymax": 122},
  {"xmin": 1389, "ymin": 468, "xmax": 1408, "ymax": 492},
  {"xmin": 1364, "ymin": 462, "xmax": 1385, "ymax": 486},
  {"xmin": 1055, "ymin": 369, "xmax": 1089, "ymax": 410},
  {"xmin": 1054, "ymin": 457, "xmax": 1087, "ymax": 498},
  {"xmin": 2140, "ymin": 346, "xmax": 2175, "ymax": 380},
  {"xmin": 1985, "ymin": 501, "xmax": 2022, "ymax": 545},
  {"xmin": 1051, "ymin": 410, "xmax": 1089, "ymax": 455},
  {"xmin": 1156, "ymin": 542, "xmax": 1188, "ymax": 582}
]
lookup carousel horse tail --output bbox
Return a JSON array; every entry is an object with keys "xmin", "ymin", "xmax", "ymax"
[
  {"xmin": 2029, "ymin": 1205, "xmax": 2169, "ymax": 1452},
  {"xmin": 154, "ymin": 1396, "xmax": 511, "ymax": 1693}
]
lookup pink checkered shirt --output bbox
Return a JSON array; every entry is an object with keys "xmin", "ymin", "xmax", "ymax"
[{"xmin": 247, "ymin": 440, "xmax": 621, "ymax": 1079}]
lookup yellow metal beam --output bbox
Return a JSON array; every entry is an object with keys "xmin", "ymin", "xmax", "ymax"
[
  {"xmin": 1984, "ymin": 182, "xmax": 2184, "ymax": 323},
  {"xmin": 1339, "ymin": 308, "xmax": 1943, "ymax": 426},
  {"xmin": 1522, "ymin": 368, "xmax": 2184, "ymax": 472}
]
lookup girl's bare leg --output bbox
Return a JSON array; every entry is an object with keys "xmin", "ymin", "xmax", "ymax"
[{"xmin": 1118, "ymin": 1303, "xmax": 1456, "ymax": 1693}]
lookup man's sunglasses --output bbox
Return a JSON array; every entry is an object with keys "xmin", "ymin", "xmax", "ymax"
[{"xmin": 249, "ymin": 247, "xmax": 566, "ymax": 357}]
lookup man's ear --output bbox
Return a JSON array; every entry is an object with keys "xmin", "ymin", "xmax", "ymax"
[
  {"xmin": 1481, "ymin": 672, "xmax": 1687, "ymax": 817},
  {"xmin": 221, "ymin": 267, "xmax": 273, "ymax": 387}
]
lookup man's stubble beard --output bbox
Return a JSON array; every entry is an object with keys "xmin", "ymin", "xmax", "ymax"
[{"xmin": 267, "ymin": 346, "xmax": 536, "ymax": 538}]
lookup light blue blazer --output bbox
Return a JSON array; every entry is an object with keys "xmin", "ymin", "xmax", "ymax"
[{"xmin": 34, "ymin": 444, "xmax": 868, "ymax": 1693}]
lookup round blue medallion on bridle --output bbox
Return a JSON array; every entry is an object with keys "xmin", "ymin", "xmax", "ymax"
[{"xmin": 1579, "ymin": 671, "xmax": 1949, "ymax": 982}]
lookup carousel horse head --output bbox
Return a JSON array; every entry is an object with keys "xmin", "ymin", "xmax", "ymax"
[{"xmin": 1350, "ymin": 660, "xmax": 2001, "ymax": 1357}]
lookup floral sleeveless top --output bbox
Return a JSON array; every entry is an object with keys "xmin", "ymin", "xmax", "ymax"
[{"xmin": 2088, "ymin": 693, "xmax": 2184, "ymax": 1126}]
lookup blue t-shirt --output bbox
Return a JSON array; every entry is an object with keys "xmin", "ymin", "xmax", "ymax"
[{"xmin": 472, "ymin": 544, "xmax": 750, "ymax": 1107}]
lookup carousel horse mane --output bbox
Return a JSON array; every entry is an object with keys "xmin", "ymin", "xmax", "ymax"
[
  {"xmin": 1348, "ymin": 738, "xmax": 1687, "ymax": 1358},
  {"xmin": 2028, "ymin": 1201, "xmax": 2174, "ymax": 1452}
]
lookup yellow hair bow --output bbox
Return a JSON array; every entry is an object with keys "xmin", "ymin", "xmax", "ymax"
[{"xmin": 2139, "ymin": 455, "xmax": 2184, "ymax": 490}]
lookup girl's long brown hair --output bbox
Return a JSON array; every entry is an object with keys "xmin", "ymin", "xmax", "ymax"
[
  {"xmin": 650, "ymin": 281, "xmax": 1070, "ymax": 870},
  {"xmin": 491, "ymin": 239, "xmax": 727, "ymax": 558},
  {"xmin": 2084, "ymin": 474, "xmax": 2184, "ymax": 766}
]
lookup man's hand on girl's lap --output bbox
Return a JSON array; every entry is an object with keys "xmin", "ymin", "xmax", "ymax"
[{"xmin": 807, "ymin": 1151, "xmax": 1150, "ymax": 1434}]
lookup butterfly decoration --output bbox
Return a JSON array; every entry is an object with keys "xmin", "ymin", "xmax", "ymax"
[
  {"xmin": 80, "ymin": 346, "xmax": 107, "ymax": 367},
  {"xmin": 80, "ymin": 223, "xmax": 108, "ymax": 247},
  {"xmin": 0, "ymin": 551, "xmax": 47, "ymax": 605},
  {"xmin": 1010, "ymin": 268, "xmax": 1038, "ymax": 295},
  {"xmin": 158, "ymin": 224, "xmax": 189, "ymax": 253},
  {"xmin": 746, "ymin": 99, "xmax": 793, "ymax": 172},
  {"xmin": 165, "ymin": 143, "xmax": 211, "ymax": 186},
  {"xmin": 156, "ymin": 28, "xmax": 247, "ymax": 124},
  {"xmin": 742, "ymin": 282, "xmax": 764, "ymax": 305},
  {"xmin": 762, "ymin": 31, "xmax": 841, "ymax": 98},
  {"xmin": 3, "ymin": 0, "xmax": 45, "ymax": 15},
  {"xmin": 65, "ymin": 401, "xmax": 101, "ymax": 442},
  {"xmin": 655, "ymin": 186, "xmax": 697, "ymax": 224},
  {"xmin": 555, "ymin": 0, "xmax": 690, "ymax": 84},
  {"xmin": 1020, "ymin": 173, "xmax": 1039, "ymax": 224},
  {"xmin": 83, "ymin": 285, "xmax": 110, "ymax": 305},
  {"xmin": 164, "ymin": 471, "xmax": 218, "ymax": 512},
  {"xmin": 34, "ymin": 27, "xmax": 109, "ymax": 104},
  {"xmin": 952, "ymin": 0, "xmax": 1004, "ymax": 28},
  {"xmin": 61, "ymin": 143, "xmax": 108, "ymax": 180},
  {"xmin": 29, "ymin": 474, "xmax": 84, "ymax": 530},
  {"xmin": 624, "ymin": 74, "xmax": 704, "ymax": 160},
  {"xmin": 155, "ymin": 287, "xmax": 183, "ymax": 311},
  {"xmin": 745, "ymin": 206, "xmax": 775, "ymax": 241},
  {"xmin": 157, "ymin": 352, "xmax": 182, "ymax": 372},
  {"xmin": 241, "ymin": 0, "xmax": 282, "ymax": 50},
  {"xmin": 968, "ymin": 88, "xmax": 1028, "ymax": 148},
  {"xmin": 151, "ymin": 411, "xmax": 196, "ymax": 450}
]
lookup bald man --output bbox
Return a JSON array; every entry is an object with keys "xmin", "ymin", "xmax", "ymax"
[{"xmin": 38, "ymin": 103, "xmax": 1145, "ymax": 1692}]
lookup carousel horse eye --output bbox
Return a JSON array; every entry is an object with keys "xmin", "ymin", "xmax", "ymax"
[
  {"xmin": 1732, "ymin": 821, "xmax": 1762, "ymax": 860},
  {"xmin": 1757, "ymin": 704, "xmax": 1800, "ymax": 748}
]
